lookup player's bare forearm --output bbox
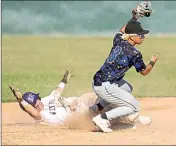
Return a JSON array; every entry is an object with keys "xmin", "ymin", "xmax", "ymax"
[
  {"xmin": 140, "ymin": 55, "xmax": 158, "ymax": 76},
  {"xmin": 140, "ymin": 64, "xmax": 153, "ymax": 76},
  {"xmin": 19, "ymin": 100, "xmax": 42, "ymax": 120}
]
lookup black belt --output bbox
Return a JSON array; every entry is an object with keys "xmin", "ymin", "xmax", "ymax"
[
  {"xmin": 93, "ymin": 76, "xmax": 124, "ymax": 87},
  {"xmin": 93, "ymin": 82, "xmax": 102, "ymax": 86}
]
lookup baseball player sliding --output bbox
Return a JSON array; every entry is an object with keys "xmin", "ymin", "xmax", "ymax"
[
  {"xmin": 9, "ymin": 69, "xmax": 104, "ymax": 125},
  {"xmin": 9, "ymin": 69, "xmax": 75, "ymax": 125},
  {"xmin": 91, "ymin": 1, "xmax": 158, "ymax": 133}
]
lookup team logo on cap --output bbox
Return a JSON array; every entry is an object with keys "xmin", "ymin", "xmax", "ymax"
[{"xmin": 27, "ymin": 93, "xmax": 35, "ymax": 103}]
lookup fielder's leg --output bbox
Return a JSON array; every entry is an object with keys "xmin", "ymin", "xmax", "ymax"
[
  {"xmin": 90, "ymin": 79, "xmax": 133, "ymax": 114},
  {"xmin": 92, "ymin": 81, "xmax": 139, "ymax": 132},
  {"xmin": 116, "ymin": 79, "xmax": 133, "ymax": 93}
]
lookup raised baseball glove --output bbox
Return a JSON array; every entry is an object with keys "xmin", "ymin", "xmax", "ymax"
[
  {"xmin": 132, "ymin": 1, "xmax": 153, "ymax": 18},
  {"xmin": 61, "ymin": 69, "xmax": 73, "ymax": 84},
  {"xmin": 9, "ymin": 85, "xmax": 23, "ymax": 102}
]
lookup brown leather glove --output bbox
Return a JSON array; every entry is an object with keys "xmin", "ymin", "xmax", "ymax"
[
  {"xmin": 61, "ymin": 69, "xmax": 73, "ymax": 84},
  {"xmin": 9, "ymin": 85, "xmax": 23, "ymax": 102}
]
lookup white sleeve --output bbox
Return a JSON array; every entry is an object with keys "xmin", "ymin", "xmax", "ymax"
[{"xmin": 41, "ymin": 90, "xmax": 61, "ymax": 105}]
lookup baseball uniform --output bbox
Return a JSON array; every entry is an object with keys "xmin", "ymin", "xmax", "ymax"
[{"xmin": 93, "ymin": 29, "xmax": 146, "ymax": 120}]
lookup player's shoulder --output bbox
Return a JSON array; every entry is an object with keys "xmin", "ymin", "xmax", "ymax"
[
  {"xmin": 130, "ymin": 47, "xmax": 143, "ymax": 59},
  {"xmin": 113, "ymin": 32, "xmax": 125, "ymax": 46},
  {"xmin": 41, "ymin": 95, "xmax": 52, "ymax": 105},
  {"xmin": 41, "ymin": 96, "xmax": 49, "ymax": 102},
  {"xmin": 114, "ymin": 31, "xmax": 123, "ymax": 39},
  {"xmin": 112, "ymin": 32, "xmax": 142, "ymax": 57},
  {"xmin": 133, "ymin": 47, "xmax": 142, "ymax": 55}
]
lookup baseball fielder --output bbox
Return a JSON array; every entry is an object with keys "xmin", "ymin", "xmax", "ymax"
[{"xmin": 91, "ymin": 1, "xmax": 158, "ymax": 132}]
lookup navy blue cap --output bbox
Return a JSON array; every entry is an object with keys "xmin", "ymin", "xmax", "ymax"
[{"xmin": 22, "ymin": 92, "xmax": 41, "ymax": 107}]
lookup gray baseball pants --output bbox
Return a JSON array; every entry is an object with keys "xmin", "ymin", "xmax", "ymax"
[{"xmin": 93, "ymin": 79, "xmax": 139, "ymax": 120}]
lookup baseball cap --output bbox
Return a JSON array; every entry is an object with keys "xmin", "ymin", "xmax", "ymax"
[
  {"xmin": 125, "ymin": 21, "xmax": 149, "ymax": 35},
  {"xmin": 22, "ymin": 92, "xmax": 41, "ymax": 107}
]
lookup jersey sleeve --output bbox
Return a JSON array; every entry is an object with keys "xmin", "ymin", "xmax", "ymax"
[
  {"xmin": 113, "ymin": 32, "xmax": 123, "ymax": 46},
  {"xmin": 41, "ymin": 90, "xmax": 58, "ymax": 105},
  {"xmin": 131, "ymin": 52, "xmax": 146, "ymax": 72}
]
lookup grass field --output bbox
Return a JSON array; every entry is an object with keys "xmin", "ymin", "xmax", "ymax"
[{"xmin": 2, "ymin": 36, "xmax": 176, "ymax": 102}]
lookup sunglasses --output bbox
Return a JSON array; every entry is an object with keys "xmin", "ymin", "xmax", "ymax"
[{"xmin": 137, "ymin": 34, "xmax": 145, "ymax": 39}]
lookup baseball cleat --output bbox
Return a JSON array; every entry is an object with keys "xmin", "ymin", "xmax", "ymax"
[{"xmin": 92, "ymin": 114, "xmax": 113, "ymax": 133}]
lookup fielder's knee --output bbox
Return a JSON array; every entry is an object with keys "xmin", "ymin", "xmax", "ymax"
[
  {"xmin": 133, "ymin": 102, "xmax": 140, "ymax": 112},
  {"xmin": 119, "ymin": 82, "xmax": 133, "ymax": 93},
  {"xmin": 127, "ymin": 83, "xmax": 133, "ymax": 92},
  {"xmin": 127, "ymin": 101, "xmax": 140, "ymax": 113},
  {"xmin": 124, "ymin": 82, "xmax": 133, "ymax": 93}
]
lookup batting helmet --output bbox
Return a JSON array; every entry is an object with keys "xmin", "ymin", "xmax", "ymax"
[{"xmin": 19, "ymin": 92, "xmax": 41, "ymax": 111}]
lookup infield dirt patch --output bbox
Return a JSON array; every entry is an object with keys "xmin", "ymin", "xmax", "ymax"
[{"xmin": 2, "ymin": 98, "xmax": 176, "ymax": 145}]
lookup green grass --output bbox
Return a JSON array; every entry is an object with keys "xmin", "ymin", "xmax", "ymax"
[{"xmin": 2, "ymin": 35, "xmax": 176, "ymax": 102}]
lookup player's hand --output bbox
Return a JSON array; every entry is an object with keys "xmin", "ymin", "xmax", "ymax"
[
  {"xmin": 132, "ymin": 1, "xmax": 153, "ymax": 19},
  {"xmin": 150, "ymin": 55, "xmax": 158, "ymax": 63},
  {"xmin": 61, "ymin": 69, "xmax": 73, "ymax": 84},
  {"xmin": 9, "ymin": 85, "xmax": 23, "ymax": 102}
]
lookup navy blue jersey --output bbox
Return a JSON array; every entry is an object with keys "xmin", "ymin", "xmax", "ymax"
[{"xmin": 93, "ymin": 32, "xmax": 146, "ymax": 85}]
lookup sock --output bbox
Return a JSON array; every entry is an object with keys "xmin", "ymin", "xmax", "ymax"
[
  {"xmin": 101, "ymin": 113, "xmax": 108, "ymax": 119},
  {"xmin": 97, "ymin": 103, "xmax": 104, "ymax": 111}
]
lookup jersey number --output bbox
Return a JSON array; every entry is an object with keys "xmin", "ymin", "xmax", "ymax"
[
  {"xmin": 49, "ymin": 100, "xmax": 56, "ymax": 115},
  {"xmin": 107, "ymin": 46, "xmax": 122, "ymax": 63}
]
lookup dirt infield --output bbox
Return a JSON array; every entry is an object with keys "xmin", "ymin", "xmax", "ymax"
[{"xmin": 2, "ymin": 98, "xmax": 176, "ymax": 145}]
